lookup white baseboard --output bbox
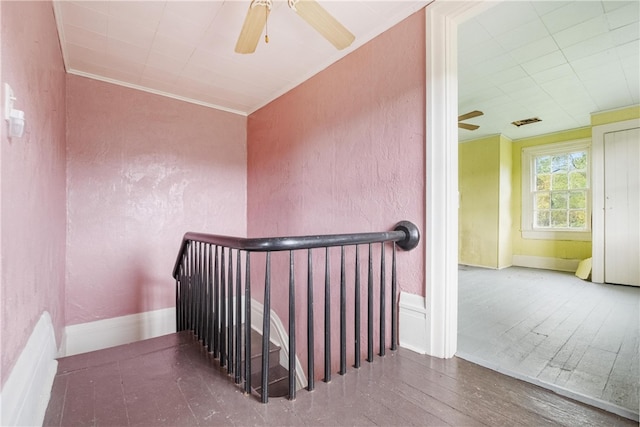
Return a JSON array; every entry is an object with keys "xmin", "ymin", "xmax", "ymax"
[
  {"xmin": 250, "ymin": 299, "xmax": 308, "ymax": 390},
  {"xmin": 0, "ymin": 312, "xmax": 58, "ymax": 427},
  {"xmin": 62, "ymin": 307, "xmax": 176, "ymax": 357},
  {"xmin": 512, "ymin": 255, "xmax": 580, "ymax": 273},
  {"xmin": 398, "ymin": 292, "xmax": 429, "ymax": 354}
]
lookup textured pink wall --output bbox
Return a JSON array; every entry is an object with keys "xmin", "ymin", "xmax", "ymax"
[
  {"xmin": 1, "ymin": 1, "xmax": 67, "ymax": 386},
  {"xmin": 66, "ymin": 76, "xmax": 247, "ymax": 325},
  {"xmin": 247, "ymin": 11, "xmax": 425, "ymax": 377}
]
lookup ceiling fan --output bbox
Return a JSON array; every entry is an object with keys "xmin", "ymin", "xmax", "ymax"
[
  {"xmin": 458, "ymin": 110, "xmax": 483, "ymax": 131},
  {"xmin": 235, "ymin": 0, "xmax": 355, "ymax": 54}
]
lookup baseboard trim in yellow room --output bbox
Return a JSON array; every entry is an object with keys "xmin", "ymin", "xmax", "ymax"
[{"xmin": 512, "ymin": 255, "xmax": 580, "ymax": 273}]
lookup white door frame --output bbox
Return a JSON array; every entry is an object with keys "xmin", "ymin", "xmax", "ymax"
[{"xmin": 424, "ymin": 0, "xmax": 500, "ymax": 358}]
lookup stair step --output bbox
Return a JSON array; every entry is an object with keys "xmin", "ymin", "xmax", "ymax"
[
  {"xmin": 251, "ymin": 364, "xmax": 291, "ymax": 398},
  {"xmin": 242, "ymin": 329, "xmax": 281, "ymax": 372}
]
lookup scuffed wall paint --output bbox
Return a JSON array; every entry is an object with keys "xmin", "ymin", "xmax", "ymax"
[
  {"xmin": 1, "ymin": 1, "xmax": 67, "ymax": 387},
  {"xmin": 65, "ymin": 75, "xmax": 247, "ymax": 325},
  {"xmin": 247, "ymin": 11, "xmax": 425, "ymax": 378}
]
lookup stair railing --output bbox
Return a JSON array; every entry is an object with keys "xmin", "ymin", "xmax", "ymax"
[{"xmin": 172, "ymin": 221, "xmax": 420, "ymax": 403}]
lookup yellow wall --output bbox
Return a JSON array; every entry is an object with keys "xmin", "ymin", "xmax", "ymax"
[
  {"xmin": 459, "ymin": 135, "xmax": 501, "ymax": 268},
  {"xmin": 498, "ymin": 135, "xmax": 513, "ymax": 268},
  {"xmin": 511, "ymin": 127, "xmax": 593, "ymax": 261},
  {"xmin": 459, "ymin": 106, "xmax": 640, "ymax": 269}
]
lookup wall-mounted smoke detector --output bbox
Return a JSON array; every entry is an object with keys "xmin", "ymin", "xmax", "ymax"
[{"xmin": 511, "ymin": 117, "xmax": 542, "ymax": 127}]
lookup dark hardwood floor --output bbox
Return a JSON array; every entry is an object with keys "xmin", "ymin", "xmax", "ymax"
[{"xmin": 44, "ymin": 331, "xmax": 635, "ymax": 426}]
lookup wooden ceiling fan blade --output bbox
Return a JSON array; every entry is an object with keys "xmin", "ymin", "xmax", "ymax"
[
  {"xmin": 289, "ymin": 0, "xmax": 355, "ymax": 50},
  {"xmin": 459, "ymin": 122, "xmax": 480, "ymax": 131},
  {"xmin": 235, "ymin": 1, "xmax": 271, "ymax": 54},
  {"xmin": 458, "ymin": 110, "xmax": 483, "ymax": 121}
]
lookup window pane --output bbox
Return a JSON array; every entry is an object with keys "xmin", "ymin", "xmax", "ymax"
[
  {"xmin": 552, "ymin": 155, "xmax": 568, "ymax": 173},
  {"xmin": 570, "ymin": 151, "xmax": 587, "ymax": 170},
  {"xmin": 569, "ymin": 191, "xmax": 586, "ymax": 209},
  {"xmin": 536, "ymin": 156, "xmax": 551, "ymax": 174},
  {"xmin": 535, "ymin": 193, "xmax": 550, "ymax": 209},
  {"xmin": 569, "ymin": 171, "xmax": 587, "ymax": 189},
  {"xmin": 537, "ymin": 174, "xmax": 551, "ymax": 190},
  {"xmin": 552, "ymin": 173, "xmax": 568, "ymax": 190},
  {"xmin": 569, "ymin": 210, "xmax": 586, "ymax": 228},
  {"xmin": 551, "ymin": 210, "xmax": 568, "ymax": 227},
  {"xmin": 535, "ymin": 210, "xmax": 550, "ymax": 227},
  {"xmin": 550, "ymin": 192, "xmax": 567, "ymax": 209}
]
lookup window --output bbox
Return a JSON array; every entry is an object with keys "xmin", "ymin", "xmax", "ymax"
[{"xmin": 521, "ymin": 139, "xmax": 591, "ymax": 241}]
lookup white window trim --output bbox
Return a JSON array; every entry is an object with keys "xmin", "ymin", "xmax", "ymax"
[{"xmin": 521, "ymin": 138, "xmax": 592, "ymax": 241}]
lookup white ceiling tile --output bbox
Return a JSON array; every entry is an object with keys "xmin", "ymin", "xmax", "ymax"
[
  {"xmin": 603, "ymin": 1, "xmax": 633, "ymax": 13},
  {"xmin": 495, "ymin": 18, "xmax": 550, "ymax": 52},
  {"xmin": 146, "ymin": 51, "xmax": 185, "ymax": 75},
  {"xmin": 476, "ymin": 2, "xmax": 539, "ymax": 37},
  {"xmin": 106, "ymin": 38, "xmax": 148, "ymax": 65},
  {"xmin": 570, "ymin": 48, "xmax": 618, "ymax": 73},
  {"xmin": 531, "ymin": 1, "xmax": 572, "ymax": 17},
  {"xmin": 606, "ymin": 1, "xmax": 640, "ymax": 29},
  {"xmin": 140, "ymin": 68, "xmax": 179, "ymax": 87},
  {"xmin": 162, "ymin": 1, "xmax": 224, "ymax": 24},
  {"xmin": 107, "ymin": 17, "xmax": 156, "ymax": 48},
  {"xmin": 562, "ymin": 32, "xmax": 615, "ymax": 61},
  {"xmin": 508, "ymin": 36, "xmax": 559, "ymax": 64},
  {"xmin": 59, "ymin": 1, "xmax": 108, "ymax": 34},
  {"xmin": 521, "ymin": 50, "xmax": 567, "ymax": 75},
  {"xmin": 616, "ymin": 39, "xmax": 640, "ymax": 59},
  {"xmin": 107, "ymin": 1, "xmax": 166, "ymax": 31},
  {"xmin": 66, "ymin": 57, "xmax": 107, "ymax": 76},
  {"xmin": 150, "ymin": 34, "xmax": 196, "ymax": 63},
  {"xmin": 458, "ymin": 39, "xmax": 505, "ymax": 67},
  {"xmin": 70, "ymin": 1, "xmax": 109, "ymax": 15},
  {"xmin": 458, "ymin": 19, "xmax": 493, "ymax": 51},
  {"xmin": 487, "ymin": 66, "xmax": 529, "ymax": 86},
  {"xmin": 138, "ymin": 77, "xmax": 178, "ymax": 95},
  {"xmin": 499, "ymin": 76, "xmax": 537, "ymax": 95},
  {"xmin": 156, "ymin": 11, "xmax": 210, "ymax": 46},
  {"xmin": 610, "ymin": 22, "xmax": 640, "ymax": 46},
  {"xmin": 65, "ymin": 42, "xmax": 107, "ymax": 67},
  {"xmin": 102, "ymin": 54, "xmax": 145, "ymax": 76},
  {"xmin": 62, "ymin": 24, "xmax": 107, "ymax": 52},
  {"xmin": 552, "ymin": 15, "xmax": 608, "ymax": 49},
  {"xmin": 541, "ymin": 1, "xmax": 604, "ymax": 34},
  {"xmin": 574, "ymin": 61, "xmax": 625, "ymax": 83},
  {"xmin": 531, "ymin": 63, "xmax": 574, "ymax": 84}
]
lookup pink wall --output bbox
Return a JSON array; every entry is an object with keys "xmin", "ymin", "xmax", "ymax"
[
  {"xmin": 65, "ymin": 76, "xmax": 247, "ymax": 325},
  {"xmin": 1, "ymin": 1, "xmax": 67, "ymax": 387},
  {"xmin": 247, "ymin": 11, "xmax": 425, "ymax": 377}
]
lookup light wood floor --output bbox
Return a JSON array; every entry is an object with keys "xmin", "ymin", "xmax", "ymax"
[
  {"xmin": 458, "ymin": 265, "xmax": 640, "ymax": 421},
  {"xmin": 44, "ymin": 331, "xmax": 634, "ymax": 426}
]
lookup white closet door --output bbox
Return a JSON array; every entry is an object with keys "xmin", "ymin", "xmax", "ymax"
[{"xmin": 604, "ymin": 127, "xmax": 640, "ymax": 286}]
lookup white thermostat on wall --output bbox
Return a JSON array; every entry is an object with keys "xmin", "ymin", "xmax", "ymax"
[{"xmin": 4, "ymin": 83, "xmax": 25, "ymax": 138}]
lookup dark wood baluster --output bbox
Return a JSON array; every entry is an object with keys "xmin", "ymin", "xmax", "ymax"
[
  {"xmin": 244, "ymin": 252, "xmax": 252, "ymax": 394},
  {"xmin": 307, "ymin": 248, "xmax": 315, "ymax": 391},
  {"xmin": 235, "ymin": 250, "xmax": 242, "ymax": 384},
  {"xmin": 339, "ymin": 246, "xmax": 346, "ymax": 375},
  {"xmin": 354, "ymin": 245, "xmax": 361, "ymax": 368},
  {"xmin": 324, "ymin": 247, "xmax": 331, "ymax": 382},
  {"xmin": 379, "ymin": 242, "xmax": 386, "ymax": 357},
  {"xmin": 367, "ymin": 243, "xmax": 374, "ymax": 362},
  {"xmin": 391, "ymin": 243, "xmax": 398, "ymax": 351},
  {"xmin": 228, "ymin": 249, "xmax": 234, "ymax": 375},
  {"xmin": 261, "ymin": 252, "xmax": 272, "ymax": 403},
  {"xmin": 288, "ymin": 250, "xmax": 296, "ymax": 400},
  {"xmin": 220, "ymin": 247, "xmax": 226, "ymax": 367},
  {"xmin": 213, "ymin": 246, "xmax": 220, "ymax": 359}
]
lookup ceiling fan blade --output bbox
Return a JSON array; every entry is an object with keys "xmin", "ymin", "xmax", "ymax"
[
  {"xmin": 458, "ymin": 122, "xmax": 480, "ymax": 131},
  {"xmin": 458, "ymin": 110, "xmax": 484, "ymax": 121},
  {"xmin": 288, "ymin": 0, "xmax": 355, "ymax": 50},
  {"xmin": 235, "ymin": 1, "xmax": 271, "ymax": 54}
]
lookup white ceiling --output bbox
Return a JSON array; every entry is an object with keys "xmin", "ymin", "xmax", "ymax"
[
  {"xmin": 52, "ymin": 0, "xmax": 430, "ymax": 115},
  {"xmin": 458, "ymin": 0, "xmax": 640, "ymax": 142},
  {"xmin": 52, "ymin": 1, "xmax": 640, "ymax": 138}
]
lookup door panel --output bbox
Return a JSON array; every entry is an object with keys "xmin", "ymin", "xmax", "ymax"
[{"xmin": 604, "ymin": 127, "xmax": 640, "ymax": 286}]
